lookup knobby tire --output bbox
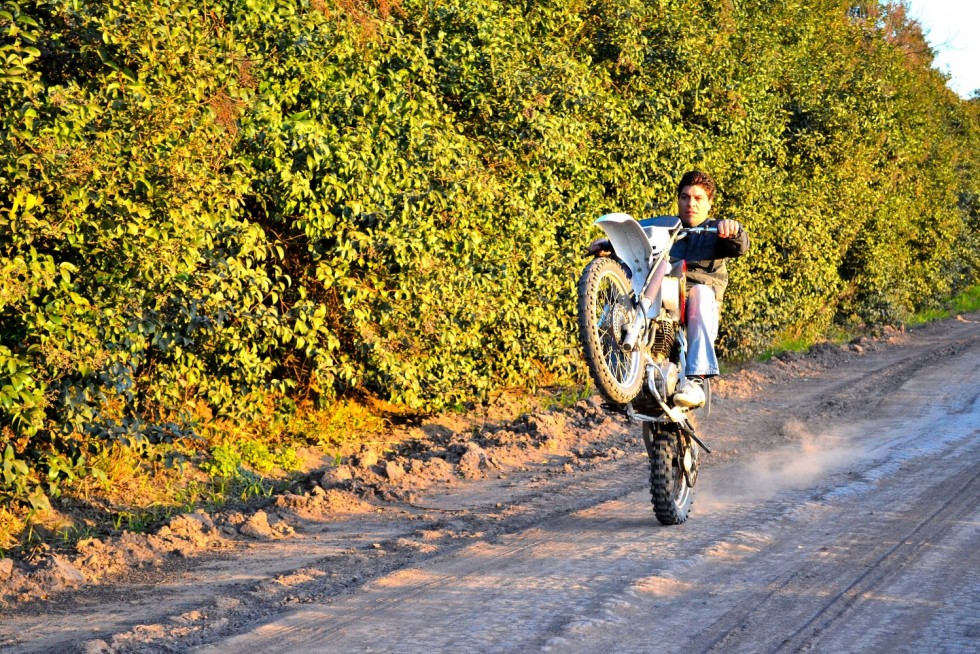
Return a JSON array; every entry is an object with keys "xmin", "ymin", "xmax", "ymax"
[{"xmin": 645, "ymin": 423, "xmax": 694, "ymax": 525}]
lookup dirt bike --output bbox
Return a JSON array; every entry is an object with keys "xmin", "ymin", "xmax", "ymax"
[{"xmin": 578, "ymin": 213, "xmax": 715, "ymax": 525}]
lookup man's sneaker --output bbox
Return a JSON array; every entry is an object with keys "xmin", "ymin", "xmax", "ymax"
[{"xmin": 673, "ymin": 377, "xmax": 705, "ymax": 408}]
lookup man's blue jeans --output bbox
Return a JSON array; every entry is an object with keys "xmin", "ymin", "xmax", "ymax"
[{"xmin": 685, "ymin": 284, "xmax": 719, "ymax": 377}]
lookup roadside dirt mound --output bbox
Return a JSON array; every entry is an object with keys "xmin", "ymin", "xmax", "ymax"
[
  {"xmin": 0, "ymin": 392, "xmax": 623, "ymax": 608},
  {"xmin": 1, "ymin": 510, "xmax": 228, "ymax": 604}
]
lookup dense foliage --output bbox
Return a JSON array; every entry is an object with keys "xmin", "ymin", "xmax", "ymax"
[{"xmin": 2, "ymin": 0, "xmax": 978, "ymax": 506}]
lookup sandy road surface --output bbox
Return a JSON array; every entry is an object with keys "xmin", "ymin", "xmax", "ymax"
[{"xmin": 2, "ymin": 314, "xmax": 978, "ymax": 653}]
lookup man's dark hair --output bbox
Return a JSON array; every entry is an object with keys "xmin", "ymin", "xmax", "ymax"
[{"xmin": 676, "ymin": 170, "xmax": 717, "ymax": 202}]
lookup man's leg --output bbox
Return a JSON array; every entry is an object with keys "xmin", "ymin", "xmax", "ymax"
[
  {"xmin": 685, "ymin": 284, "xmax": 720, "ymax": 377},
  {"xmin": 674, "ymin": 284, "xmax": 718, "ymax": 408}
]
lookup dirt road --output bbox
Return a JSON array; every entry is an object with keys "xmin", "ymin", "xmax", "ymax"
[{"xmin": 2, "ymin": 314, "xmax": 978, "ymax": 653}]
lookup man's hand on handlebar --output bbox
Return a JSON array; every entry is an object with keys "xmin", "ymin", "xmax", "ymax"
[
  {"xmin": 586, "ymin": 237, "xmax": 612, "ymax": 256},
  {"xmin": 716, "ymin": 219, "xmax": 741, "ymax": 239}
]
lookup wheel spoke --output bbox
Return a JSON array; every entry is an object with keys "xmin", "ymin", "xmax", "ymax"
[
  {"xmin": 579, "ymin": 258, "xmax": 642, "ymax": 405},
  {"xmin": 593, "ymin": 273, "xmax": 638, "ymax": 385}
]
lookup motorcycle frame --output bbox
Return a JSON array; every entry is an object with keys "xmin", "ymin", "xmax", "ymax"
[{"xmin": 593, "ymin": 213, "xmax": 715, "ymax": 453}]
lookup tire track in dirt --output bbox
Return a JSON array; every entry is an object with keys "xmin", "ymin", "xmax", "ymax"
[
  {"xmin": 802, "ymin": 333, "xmax": 980, "ymax": 419},
  {"xmin": 191, "ymin": 482, "xmax": 778, "ymax": 653},
  {"xmin": 83, "ymin": 456, "xmax": 663, "ymax": 654},
  {"xmin": 782, "ymin": 459, "xmax": 980, "ymax": 652},
  {"xmin": 694, "ymin": 438, "xmax": 980, "ymax": 654}
]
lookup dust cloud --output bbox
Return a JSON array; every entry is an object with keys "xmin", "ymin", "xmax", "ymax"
[{"xmin": 697, "ymin": 421, "xmax": 868, "ymax": 512}]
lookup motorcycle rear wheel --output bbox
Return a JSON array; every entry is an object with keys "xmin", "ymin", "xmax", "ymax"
[
  {"xmin": 577, "ymin": 256, "xmax": 644, "ymax": 405},
  {"xmin": 644, "ymin": 423, "xmax": 695, "ymax": 525}
]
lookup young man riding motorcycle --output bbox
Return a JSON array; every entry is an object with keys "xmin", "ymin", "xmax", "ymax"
[
  {"xmin": 589, "ymin": 170, "xmax": 749, "ymax": 407},
  {"xmin": 670, "ymin": 170, "xmax": 749, "ymax": 406}
]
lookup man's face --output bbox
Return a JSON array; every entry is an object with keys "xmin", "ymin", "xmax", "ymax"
[{"xmin": 678, "ymin": 184, "xmax": 712, "ymax": 227}]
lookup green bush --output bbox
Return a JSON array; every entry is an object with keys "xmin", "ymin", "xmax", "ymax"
[{"xmin": 1, "ymin": 0, "xmax": 978, "ymax": 506}]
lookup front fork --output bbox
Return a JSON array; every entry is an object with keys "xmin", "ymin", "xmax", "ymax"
[{"xmin": 621, "ymin": 297, "xmax": 652, "ymax": 352}]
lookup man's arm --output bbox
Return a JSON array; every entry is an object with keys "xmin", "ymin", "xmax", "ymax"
[{"xmin": 714, "ymin": 219, "xmax": 749, "ymax": 258}]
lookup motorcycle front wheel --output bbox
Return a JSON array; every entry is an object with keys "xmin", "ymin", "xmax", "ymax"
[
  {"xmin": 577, "ymin": 256, "xmax": 644, "ymax": 405},
  {"xmin": 644, "ymin": 423, "xmax": 695, "ymax": 525}
]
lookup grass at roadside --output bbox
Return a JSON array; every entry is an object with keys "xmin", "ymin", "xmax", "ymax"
[
  {"xmin": 0, "ymin": 437, "xmax": 302, "ymax": 557},
  {"xmin": 904, "ymin": 283, "xmax": 980, "ymax": 326},
  {"xmin": 0, "ymin": 399, "xmax": 392, "ymax": 556},
  {"xmin": 754, "ymin": 283, "xmax": 980, "ymax": 363}
]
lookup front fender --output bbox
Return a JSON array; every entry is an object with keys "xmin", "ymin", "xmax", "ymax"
[{"xmin": 594, "ymin": 213, "xmax": 651, "ymax": 298}]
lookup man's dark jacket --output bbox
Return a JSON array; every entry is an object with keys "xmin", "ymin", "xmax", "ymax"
[{"xmin": 669, "ymin": 218, "xmax": 749, "ymax": 303}]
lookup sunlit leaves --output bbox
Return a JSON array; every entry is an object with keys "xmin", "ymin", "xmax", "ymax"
[{"xmin": 0, "ymin": 0, "xmax": 977, "ymax": 509}]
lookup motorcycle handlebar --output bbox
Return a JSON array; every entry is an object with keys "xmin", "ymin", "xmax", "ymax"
[{"xmin": 583, "ymin": 223, "xmax": 720, "ymax": 259}]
